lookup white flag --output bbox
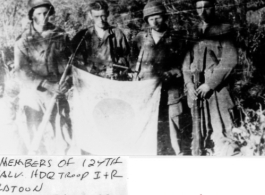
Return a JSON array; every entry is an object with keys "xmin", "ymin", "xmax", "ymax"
[{"xmin": 72, "ymin": 67, "xmax": 161, "ymax": 155}]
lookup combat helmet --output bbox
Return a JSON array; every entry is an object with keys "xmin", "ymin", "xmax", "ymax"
[
  {"xmin": 143, "ymin": 1, "xmax": 167, "ymax": 22},
  {"xmin": 193, "ymin": 0, "xmax": 216, "ymax": 4},
  {"xmin": 28, "ymin": 0, "xmax": 55, "ymax": 20}
]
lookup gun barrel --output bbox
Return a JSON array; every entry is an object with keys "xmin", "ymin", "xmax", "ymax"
[
  {"xmin": 192, "ymin": 69, "xmax": 203, "ymax": 156},
  {"xmin": 112, "ymin": 64, "xmax": 129, "ymax": 70}
]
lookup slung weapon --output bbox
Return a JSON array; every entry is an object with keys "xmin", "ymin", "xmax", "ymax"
[
  {"xmin": 28, "ymin": 31, "xmax": 88, "ymax": 154},
  {"xmin": 191, "ymin": 68, "xmax": 203, "ymax": 156}
]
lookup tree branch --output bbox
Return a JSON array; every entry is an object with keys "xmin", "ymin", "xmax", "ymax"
[{"xmin": 247, "ymin": 2, "xmax": 265, "ymax": 12}]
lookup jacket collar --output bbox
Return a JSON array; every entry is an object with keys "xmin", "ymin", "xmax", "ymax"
[
  {"xmin": 195, "ymin": 20, "xmax": 233, "ymax": 38},
  {"xmin": 90, "ymin": 25, "xmax": 115, "ymax": 42},
  {"xmin": 23, "ymin": 22, "xmax": 60, "ymax": 41},
  {"xmin": 146, "ymin": 26, "xmax": 170, "ymax": 45}
]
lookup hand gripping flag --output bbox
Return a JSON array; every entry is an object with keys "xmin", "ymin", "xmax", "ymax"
[{"xmin": 72, "ymin": 67, "xmax": 162, "ymax": 155}]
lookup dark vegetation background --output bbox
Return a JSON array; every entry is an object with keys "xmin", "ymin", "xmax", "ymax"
[
  {"xmin": 1, "ymin": 0, "xmax": 265, "ymax": 107},
  {"xmin": 1, "ymin": 0, "xmax": 265, "ymax": 155}
]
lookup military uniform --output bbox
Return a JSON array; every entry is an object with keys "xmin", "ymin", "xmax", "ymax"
[
  {"xmin": 72, "ymin": 25, "xmax": 130, "ymax": 80},
  {"xmin": 14, "ymin": 22, "xmax": 72, "ymax": 154},
  {"xmin": 182, "ymin": 21, "xmax": 238, "ymax": 155},
  {"xmin": 132, "ymin": 28, "xmax": 185, "ymax": 154}
]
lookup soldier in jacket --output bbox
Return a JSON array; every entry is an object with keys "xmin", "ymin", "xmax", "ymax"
[
  {"xmin": 14, "ymin": 0, "xmax": 72, "ymax": 154},
  {"xmin": 72, "ymin": 0, "xmax": 130, "ymax": 80},
  {"xmin": 132, "ymin": 1, "xmax": 186, "ymax": 155},
  {"xmin": 182, "ymin": 0, "xmax": 238, "ymax": 155}
]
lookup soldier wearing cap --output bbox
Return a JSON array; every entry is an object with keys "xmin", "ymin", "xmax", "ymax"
[
  {"xmin": 182, "ymin": 0, "xmax": 238, "ymax": 155},
  {"xmin": 72, "ymin": 0, "xmax": 130, "ymax": 80},
  {"xmin": 14, "ymin": 0, "xmax": 72, "ymax": 154},
  {"xmin": 131, "ymin": 1, "xmax": 186, "ymax": 155}
]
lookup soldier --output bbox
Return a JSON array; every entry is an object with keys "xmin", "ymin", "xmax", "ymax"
[
  {"xmin": 72, "ymin": 0, "xmax": 131, "ymax": 80},
  {"xmin": 182, "ymin": 0, "xmax": 238, "ymax": 155},
  {"xmin": 14, "ymin": 0, "xmax": 72, "ymax": 154},
  {"xmin": 131, "ymin": 1, "xmax": 185, "ymax": 155}
]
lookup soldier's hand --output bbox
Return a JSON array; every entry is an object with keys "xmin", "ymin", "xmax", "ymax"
[
  {"xmin": 170, "ymin": 69, "xmax": 182, "ymax": 78},
  {"xmin": 162, "ymin": 71, "xmax": 176, "ymax": 81},
  {"xmin": 162, "ymin": 71, "xmax": 171, "ymax": 81},
  {"xmin": 59, "ymin": 80, "xmax": 71, "ymax": 94},
  {"xmin": 187, "ymin": 83, "xmax": 198, "ymax": 101},
  {"xmin": 162, "ymin": 69, "xmax": 182, "ymax": 81},
  {"xmin": 196, "ymin": 84, "xmax": 211, "ymax": 98},
  {"xmin": 42, "ymin": 80, "xmax": 63, "ymax": 94},
  {"xmin": 106, "ymin": 66, "xmax": 113, "ymax": 77},
  {"xmin": 42, "ymin": 77, "xmax": 72, "ymax": 95}
]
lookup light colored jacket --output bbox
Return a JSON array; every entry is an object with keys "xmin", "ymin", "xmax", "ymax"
[{"xmin": 183, "ymin": 22, "xmax": 238, "ymax": 109}]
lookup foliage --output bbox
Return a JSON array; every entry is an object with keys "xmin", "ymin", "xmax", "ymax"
[
  {"xmin": 1, "ymin": 0, "xmax": 265, "ymax": 155},
  {"xmin": 231, "ymin": 103, "xmax": 265, "ymax": 156},
  {"xmin": 0, "ymin": 0, "xmax": 265, "ymax": 102}
]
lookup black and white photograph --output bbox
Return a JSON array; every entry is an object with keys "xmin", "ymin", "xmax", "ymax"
[{"xmin": 0, "ymin": 0, "xmax": 265, "ymax": 156}]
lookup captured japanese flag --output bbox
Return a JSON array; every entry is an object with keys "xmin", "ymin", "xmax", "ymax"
[{"xmin": 72, "ymin": 66, "xmax": 161, "ymax": 155}]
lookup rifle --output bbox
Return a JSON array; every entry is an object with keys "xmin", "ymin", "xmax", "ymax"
[
  {"xmin": 106, "ymin": 63, "xmax": 132, "ymax": 80},
  {"xmin": 191, "ymin": 69, "xmax": 203, "ymax": 156},
  {"xmin": 228, "ymin": 107, "xmax": 241, "ymax": 128},
  {"xmin": 28, "ymin": 57, "xmax": 73, "ymax": 155},
  {"xmin": 133, "ymin": 48, "xmax": 144, "ymax": 81},
  {"xmin": 28, "ymin": 31, "xmax": 88, "ymax": 155}
]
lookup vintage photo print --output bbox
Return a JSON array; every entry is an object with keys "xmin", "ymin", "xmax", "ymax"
[{"xmin": 0, "ymin": 0, "xmax": 264, "ymax": 156}]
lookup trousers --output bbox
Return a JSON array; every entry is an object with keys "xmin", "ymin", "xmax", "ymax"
[
  {"xmin": 168, "ymin": 102, "xmax": 183, "ymax": 155},
  {"xmin": 20, "ymin": 89, "xmax": 72, "ymax": 155}
]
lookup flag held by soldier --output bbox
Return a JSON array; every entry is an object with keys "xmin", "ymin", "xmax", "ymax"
[{"xmin": 71, "ymin": 66, "xmax": 161, "ymax": 155}]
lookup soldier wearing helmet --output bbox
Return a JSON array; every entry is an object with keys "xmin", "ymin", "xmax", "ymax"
[
  {"xmin": 131, "ymin": 1, "xmax": 186, "ymax": 155},
  {"xmin": 14, "ymin": 0, "xmax": 72, "ymax": 155},
  {"xmin": 182, "ymin": 0, "xmax": 238, "ymax": 155},
  {"xmin": 28, "ymin": 0, "xmax": 55, "ymax": 20},
  {"xmin": 71, "ymin": 0, "xmax": 130, "ymax": 80}
]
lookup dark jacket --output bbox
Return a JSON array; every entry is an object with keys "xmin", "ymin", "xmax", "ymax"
[
  {"xmin": 132, "ymin": 28, "xmax": 186, "ymax": 105},
  {"xmin": 72, "ymin": 25, "xmax": 130, "ymax": 79},
  {"xmin": 14, "ymin": 22, "xmax": 70, "ymax": 91}
]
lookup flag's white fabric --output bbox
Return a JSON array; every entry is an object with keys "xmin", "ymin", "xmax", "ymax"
[{"xmin": 72, "ymin": 67, "xmax": 162, "ymax": 155}]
